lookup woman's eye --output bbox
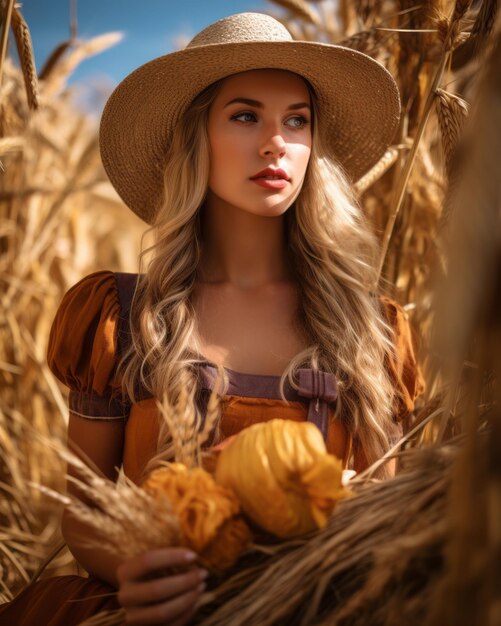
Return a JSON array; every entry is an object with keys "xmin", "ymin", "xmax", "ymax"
[
  {"xmin": 285, "ymin": 115, "xmax": 309, "ymax": 129},
  {"xmin": 231, "ymin": 112, "xmax": 257, "ymax": 123},
  {"xmin": 230, "ymin": 112, "xmax": 309, "ymax": 129}
]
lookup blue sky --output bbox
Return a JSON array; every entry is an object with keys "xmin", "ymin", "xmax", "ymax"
[{"xmin": 17, "ymin": 0, "xmax": 269, "ymax": 112}]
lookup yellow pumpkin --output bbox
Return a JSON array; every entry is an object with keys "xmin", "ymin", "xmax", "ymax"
[
  {"xmin": 214, "ymin": 419, "xmax": 348, "ymax": 538},
  {"xmin": 142, "ymin": 462, "xmax": 252, "ymax": 572}
]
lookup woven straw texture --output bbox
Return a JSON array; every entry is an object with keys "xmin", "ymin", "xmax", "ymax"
[{"xmin": 99, "ymin": 12, "xmax": 401, "ymax": 223}]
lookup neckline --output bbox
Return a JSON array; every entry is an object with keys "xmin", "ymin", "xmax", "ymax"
[
  {"xmin": 229, "ymin": 365, "xmax": 286, "ymax": 379},
  {"xmin": 199, "ymin": 360, "xmax": 283, "ymax": 380},
  {"xmin": 198, "ymin": 360, "xmax": 300, "ymax": 403}
]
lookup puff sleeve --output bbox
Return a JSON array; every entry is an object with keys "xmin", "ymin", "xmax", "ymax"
[
  {"xmin": 379, "ymin": 295, "xmax": 426, "ymax": 424},
  {"xmin": 47, "ymin": 270, "xmax": 129, "ymax": 420}
]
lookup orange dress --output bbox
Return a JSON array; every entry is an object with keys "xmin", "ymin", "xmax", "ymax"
[{"xmin": 0, "ymin": 270, "xmax": 425, "ymax": 625}]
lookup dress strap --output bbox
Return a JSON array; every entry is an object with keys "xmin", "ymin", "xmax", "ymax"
[
  {"xmin": 114, "ymin": 272, "xmax": 139, "ymax": 359},
  {"xmin": 296, "ymin": 368, "xmax": 338, "ymax": 440},
  {"xmin": 198, "ymin": 364, "xmax": 338, "ymax": 442}
]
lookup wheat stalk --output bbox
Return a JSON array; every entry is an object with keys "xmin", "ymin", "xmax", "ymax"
[
  {"xmin": 338, "ymin": 28, "xmax": 375, "ymax": 52},
  {"xmin": 38, "ymin": 40, "xmax": 73, "ymax": 81},
  {"xmin": 155, "ymin": 369, "xmax": 223, "ymax": 468},
  {"xmin": 470, "ymin": 0, "xmax": 500, "ymax": 51},
  {"xmin": 375, "ymin": 51, "xmax": 450, "ymax": 287},
  {"xmin": 435, "ymin": 88, "xmax": 469, "ymax": 175},
  {"xmin": 0, "ymin": 0, "xmax": 15, "ymax": 88},
  {"xmin": 271, "ymin": 0, "xmax": 321, "ymax": 26},
  {"xmin": 27, "ymin": 431, "xmax": 182, "ymax": 561},
  {"xmin": 452, "ymin": 0, "xmax": 500, "ymax": 68},
  {"xmin": 374, "ymin": 0, "xmax": 474, "ymax": 287},
  {"xmin": 42, "ymin": 32, "xmax": 124, "ymax": 96},
  {"xmin": 353, "ymin": 0, "xmax": 374, "ymax": 25},
  {"xmin": 10, "ymin": 4, "xmax": 38, "ymax": 110},
  {"xmin": 156, "ymin": 381, "xmax": 198, "ymax": 468},
  {"xmin": 354, "ymin": 146, "xmax": 399, "ymax": 194}
]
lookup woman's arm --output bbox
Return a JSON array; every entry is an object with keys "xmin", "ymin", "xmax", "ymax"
[
  {"xmin": 61, "ymin": 412, "xmax": 125, "ymax": 587},
  {"xmin": 61, "ymin": 513, "xmax": 124, "ymax": 588},
  {"xmin": 61, "ymin": 413, "xmax": 207, "ymax": 626}
]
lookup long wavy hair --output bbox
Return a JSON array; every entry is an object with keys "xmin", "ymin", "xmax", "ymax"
[{"xmin": 117, "ymin": 71, "xmax": 401, "ymax": 481}]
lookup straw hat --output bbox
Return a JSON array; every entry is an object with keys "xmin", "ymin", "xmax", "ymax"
[{"xmin": 99, "ymin": 12, "xmax": 401, "ymax": 224}]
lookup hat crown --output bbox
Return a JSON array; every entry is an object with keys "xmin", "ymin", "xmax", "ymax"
[{"xmin": 187, "ymin": 12, "xmax": 293, "ymax": 48}]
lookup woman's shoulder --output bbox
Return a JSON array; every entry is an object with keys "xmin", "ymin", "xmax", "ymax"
[
  {"xmin": 52, "ymin": 269, "xmax": 141, "ymax": 312},
  {"xmin": 46, "ymin": 270, "xmax": 140, "ymax": 418},
  {"xmin": 48, "ymin": 270, "xmax": 142, "ymax": 342}
]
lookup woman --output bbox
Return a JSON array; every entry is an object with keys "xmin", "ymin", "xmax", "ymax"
[{"xmin": 0, "ymin": 11, "xmax": 424, "ymax": 626}]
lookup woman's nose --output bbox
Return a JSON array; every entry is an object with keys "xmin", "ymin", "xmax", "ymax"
[{"xmin": 259, "ymin": 131, "xmax": 286, "ymax": 158}]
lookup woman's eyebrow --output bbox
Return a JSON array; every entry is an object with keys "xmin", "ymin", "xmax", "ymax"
[{"xmin": 223, "ymin": 97, "xmax": 310, "ymax": 110}]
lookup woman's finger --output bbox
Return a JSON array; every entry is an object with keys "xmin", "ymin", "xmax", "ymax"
[
  {"xmin": 118, "ymin": 568, "xmax": 208, "ymax": 607},
  {"xmin": 124, "ymin": 584, "xmax": 204, "ymax": 625},
  {"xmin": 117, "ymin": 548, "xmax": 197, "ymax": 584}
]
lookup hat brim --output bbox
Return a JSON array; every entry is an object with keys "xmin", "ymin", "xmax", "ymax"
[{"xmin": 99, "ymin": 40, "xmax": 401, "ymax": 224}]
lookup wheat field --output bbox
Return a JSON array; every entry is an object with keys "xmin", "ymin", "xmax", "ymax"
[{"xmin": 0, "ymin": 0, "xmax": 499, "ymax": 623}]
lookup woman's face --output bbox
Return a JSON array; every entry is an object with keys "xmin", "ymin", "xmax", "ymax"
[{"xmin": 206, "ymin": 69, "xmax": 312, "ymax": 217}]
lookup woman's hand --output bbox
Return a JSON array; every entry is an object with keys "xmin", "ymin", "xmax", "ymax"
[{"xmin": 116, "ymin": 548, "xmax": 208, "ymax": 625}]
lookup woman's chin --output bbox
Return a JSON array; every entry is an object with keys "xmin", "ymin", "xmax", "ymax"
[{"xmin": 236, "ymin": 196, "xmax": 294, "ymax": 218}]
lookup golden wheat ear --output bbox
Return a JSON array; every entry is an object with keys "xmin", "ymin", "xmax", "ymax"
[{"xmin": 155, "ymin": 365, "xmax": 224, "ymax": 468}]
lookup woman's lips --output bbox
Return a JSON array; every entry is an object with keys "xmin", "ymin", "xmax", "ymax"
[{"xmin": 251, "ymin": 177, "xmax": 289, "ymax": 190}]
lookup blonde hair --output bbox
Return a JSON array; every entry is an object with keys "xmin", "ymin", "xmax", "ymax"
[{"xmin": 118, "ymin": 72, "xmax": 400, "ymax": 481}]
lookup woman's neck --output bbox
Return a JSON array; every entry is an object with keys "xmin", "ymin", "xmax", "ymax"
[{"xmin": 198, "ymin": 195, "xmax": 293, "ymax": 289}]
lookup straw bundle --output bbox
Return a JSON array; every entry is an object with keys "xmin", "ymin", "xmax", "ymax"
[{"xmin": 192, "ymin": 440, "xmax": 479, "ymax": 626}]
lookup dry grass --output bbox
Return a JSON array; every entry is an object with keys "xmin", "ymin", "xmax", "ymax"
[
  {"xmin": 0, "ymin": 0, "xmax": 499, "ymax": 623},
  {"xmin": 0, "ymin": 25, "xmax": 146, "ymax": 599},
  {"xmin": 30, "ymin": 436, "xmax": 182, "ymax": 562}
]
